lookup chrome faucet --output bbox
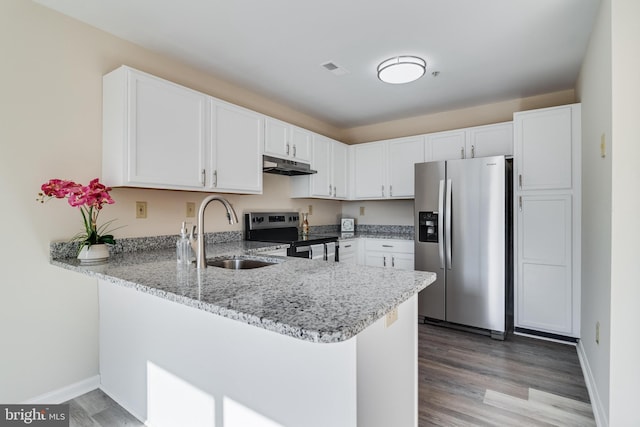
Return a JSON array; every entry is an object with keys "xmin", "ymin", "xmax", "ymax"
[{"xmin": 190, "ymin": 195, "xmax": 238, "ymax": 269}]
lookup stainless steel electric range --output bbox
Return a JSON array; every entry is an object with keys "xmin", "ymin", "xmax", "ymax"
[{"xmin": 244, "ymin": 212, "xmax": 339, "ymax": 261}]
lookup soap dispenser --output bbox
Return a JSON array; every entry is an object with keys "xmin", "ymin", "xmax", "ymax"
[{"xmin": 177, "ymin": 221, "xmax": 192, "ymax": 266}]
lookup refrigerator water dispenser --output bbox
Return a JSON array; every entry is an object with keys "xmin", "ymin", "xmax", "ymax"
[{"xmin": 418, "ymin": 211, "xmax": 438, "ymax": 243}]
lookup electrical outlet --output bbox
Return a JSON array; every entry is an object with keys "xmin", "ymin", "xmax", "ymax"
[
  {"xmin": 308, "ymin": 204, "xmax": 313, "ymax": 215},
  {"xmin": 596, "ymin": 321, "xmax": 600, "ymax": 345},
  {"xmin": 186, "ymin": 202, "xmax": 196, "ymax": 218},
  {"xmin": 385, "ymin": 307, "xmax": 398, "ymax": 327},
  {"xmin": 136, "ymin": 201, "xmax": 147, "ymax": 219},
  {"xmin": 359, "ymin": 206, "xmax": 365, "ymax": 216}
]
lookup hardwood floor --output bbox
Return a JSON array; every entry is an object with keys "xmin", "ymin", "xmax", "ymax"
[
  {"xmin": 64, "ymin": 389, "xmax": 143, "ymax": 427},
  {"xmin": 66, "ymin": 324, "xmax": 595, "ymax": 426},
  {"xmin": 418, "ymin": 323, "xmax": 595, "ymax": 426}
]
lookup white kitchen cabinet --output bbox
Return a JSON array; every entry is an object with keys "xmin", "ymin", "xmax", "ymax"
[
  {"xmin": 209, "ymin": 100, "xmax": 263, "ymax": 194},
  {"xmin": 290, "ymin": 134, "xmax": 348, "ymax": 199},
  {"xmin": 352, "ymin": 136, "xmax": 424, "ymax": 200},
  {"xmin": 339, "ymin": 239, "xmax": 358, "ymax": 264},
  {"xmin": 425, "ymin": 122, "xmax": 513, "ymax": 162},
  {"xmin": 103, "ymin": 66, "xmax": 207, "ymax": 190},
  {"xmin": 387, "ymin": 136, "xmax": 425, "ymax": 198},
  {"xmin": 264, "ymin": 117, "xmax": 311, "ymax": 162},
  {"xmin": 515, "ymin": 107, "xmax": 573, "ymax": 191},
  {"xmin": 364, "ymin": 239, "xmax": 414, "ymax": 271},
  {"xmin": 513, "ymin": 103, "xmax": 581, "ymax": 338},
  {"xmin": 426, "ymin": 129, "xmax": 467, "ymax": 162},
  {"xmin": 352, "ymin": 142, "xmax": 387, "ymax": 199},
  {"xmin": 102, "ymin": 66, "xmax": 263, "ymax": 194}
]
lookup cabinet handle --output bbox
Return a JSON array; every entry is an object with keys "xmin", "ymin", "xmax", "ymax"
[
  {"xmin": 392, "ymin": 256, "xmax": 395, "ymax": 268},
  {"xmin": 213, "ymin": 170, "xmax": 217, "ymax": 187},
  {"xmin": 286, "ymin": 143, "xmax": 290, "ymax": 155},
  {"xmin": 329, "ymin": 184, "xmax": 332, "ymax": 195},
  {"xmin": 383, "ymin": 256, "xmax": 386, "ymax": 267},
  {"xmin": 518, "ymin": 174, "xmax": 522, "ymax": 189},
  {"xmin": 201, "ymin": 169, "xmax": 206, "ymax": 186},
  {"xmin": 333, "ymin": 186, "xmax": 337, "ymax": 197},
  {"xmin": 382, "ymin": 244, "xmax": 393, "ymax": 248},
  {"xmin": 382, "ymin": 185, "xmax": 385, "ymax": 197},
  {"xmin": 471, "ymin": 145, "xmax": 475, "ymax": 158},
  {"xmin": 293, "ymin": 144, "xmax": 297, "ymax": 157},
  {"xmin": 519, "ymin": 196, "xmax": 522, "ymax": 211},
  {"xmin": 461, "ymin": 147, "xmax": 465, "ymax": 159},
  {"xmin": 390, "ymin": 185, "xmax": 393, "ymax": 197},
  {"xmin": 344, "ymin": 244, "xmax": 351, "ymax": 248}
]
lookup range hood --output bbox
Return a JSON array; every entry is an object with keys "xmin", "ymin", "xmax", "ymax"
[{"xmin": 263, "ymin": 155, "xmax": 317, "ymax": 176}]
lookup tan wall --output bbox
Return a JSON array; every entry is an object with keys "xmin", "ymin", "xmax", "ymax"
[{"xmin": 340, "ymin": 89, "xmax": 576, "ymax": 144}]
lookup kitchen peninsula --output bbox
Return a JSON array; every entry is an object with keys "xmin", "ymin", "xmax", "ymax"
[{"xmin": 51, "ymin": 239, "xmax": 435, "ymax": 427}]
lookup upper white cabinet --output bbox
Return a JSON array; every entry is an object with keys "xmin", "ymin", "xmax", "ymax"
[
  {"xmin": 102, "ymin": 66, "xmax": 263, "ymax": 194},
  {"xmin": 513, "ymin": 104, "xmax": 581, "ymax": 338},
  {"xmin": 291, "ymin": 134, "xmax": 348, "ymax": 199},
  {"xmin": 351, "ymin": 136, "xmax": 424, "ymax": 200},
  {"xmin": 209, "ymin": 100, "xmax": 263, "ymax": 193},
  {"xmin": 103, "ymin": 66, "xmax": 207, "ymax": 190},
  {"xmin": 515, "ymin": 108, "xmax": 572, "ymax": 190},
  {"xmin": 351, "ymin": 142, "xmax": 387, "ymax": 199},
  {"xmin": 388, "ymin": 136, "xmax": 425, "ymax": 198},
  {"xmin": 264, "ymin": 117, "xmax": 311, "ymax": 162},
  {"xmin": 426, "ymin": 129, "xmax": 467, "ymax": 161},
  {"xmin": 426, "ymin": 122, "xmax": 513, "ymax": 162}
]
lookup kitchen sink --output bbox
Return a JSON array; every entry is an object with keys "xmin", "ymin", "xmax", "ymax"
[{"xmin": 206, "ymin": 256, "xmax": 278, "ymax": 270}]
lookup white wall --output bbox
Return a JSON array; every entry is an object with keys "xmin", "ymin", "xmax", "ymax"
[
  {"xmin": 575, "ymin": 0, "xmax": 612, "ymax": 422},
  {"xmin": 609, "ymin": 0, "xmax": 640, "ymax": 424},
  {"xmin": 577, "ymin": 0, "xmax": 640, "ymax": 425},
  {"xmin": 341, "ymin": 200, "xmax": 414, "ymax": 226}
]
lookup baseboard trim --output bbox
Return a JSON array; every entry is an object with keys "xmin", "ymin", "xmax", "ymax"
[
  {"xmin": 21, "ymin": 375, "xmax": 100, "ymax": 404},
  {"xmin": 577, "ymin": 340, "xmax": 608, "ymax": 427}
]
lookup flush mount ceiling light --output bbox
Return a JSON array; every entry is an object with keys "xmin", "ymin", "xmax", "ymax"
[{"xmin": 377, "ymin": 56, "xmax": 426, "ymax": 84}]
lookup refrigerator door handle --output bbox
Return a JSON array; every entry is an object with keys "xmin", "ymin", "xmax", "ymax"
[
  {"xmin": 438, "ymin": 179, "xmax": 445, "ymax": 269},
  {"xmin": 445, "ymin": 178, "xmax": 452, "ymax": 270}
]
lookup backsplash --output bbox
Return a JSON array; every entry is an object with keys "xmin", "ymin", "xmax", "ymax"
[{"xmin": 356, "ymin": 224, "xmax": 414, "ymax": 235}]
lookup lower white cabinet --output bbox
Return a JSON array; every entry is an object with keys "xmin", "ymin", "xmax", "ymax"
[
  {"xmin": 363, "ymin": 239, "xmax": 414, "ymax": 271},
  {"xmin": 339, "ymin": 239, "xmax": 358, "ymax": 264}
]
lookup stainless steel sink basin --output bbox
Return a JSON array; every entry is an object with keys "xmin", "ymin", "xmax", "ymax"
[{"xmin": 206, "ymin": 257, "xmax": 277, "ymax": 270}]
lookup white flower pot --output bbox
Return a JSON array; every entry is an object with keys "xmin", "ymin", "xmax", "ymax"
[{"xmin": 77, "ymin": 243, "xmax": 110, "ymax": 265}]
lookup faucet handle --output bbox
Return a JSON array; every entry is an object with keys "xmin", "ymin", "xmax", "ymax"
[{"xmin": 189, "ymin": 225, "xmax": 197, "ymax": 241}]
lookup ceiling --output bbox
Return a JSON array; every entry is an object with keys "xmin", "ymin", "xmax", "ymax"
[{"xmin": 34, "ymin": 0, "xmax": 600, "ymax": 129}]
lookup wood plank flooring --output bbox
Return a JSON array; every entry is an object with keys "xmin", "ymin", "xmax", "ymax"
[
  {"xmin": 65, "ymin": 323, "xmax": 594, "ymax": 426},
  {"xmin": 418, "ymin": 323, "xmax": 595, "ymax": 426}
]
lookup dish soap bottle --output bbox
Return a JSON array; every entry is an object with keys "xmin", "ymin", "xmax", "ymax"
[
  {"xmin": 301, "ymin": 213, "xmax": 309, "ymax": 237},
  {"xmin": 177, "ymin": 221, "xmax": 192, "ymax": 266}
]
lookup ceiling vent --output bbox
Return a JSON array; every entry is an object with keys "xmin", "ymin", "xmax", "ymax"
[{"xmin": 321, "ymin": 61, "xmax": 349, "ymax": 76}]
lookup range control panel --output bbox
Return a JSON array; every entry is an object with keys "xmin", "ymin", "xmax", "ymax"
[{"xmin": 245, "ymin": 212, "xmax": 300, "ymax": 230}]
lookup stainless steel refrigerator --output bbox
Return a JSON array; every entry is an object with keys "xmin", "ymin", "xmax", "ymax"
[{"xmin": 414, "ymin": 155, "xmax": 510, "ymax": 340}]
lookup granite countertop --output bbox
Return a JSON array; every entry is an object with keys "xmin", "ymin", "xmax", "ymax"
[{"xmin": 51, "ymin": 240, "xmax": 434, "ymax": 344}]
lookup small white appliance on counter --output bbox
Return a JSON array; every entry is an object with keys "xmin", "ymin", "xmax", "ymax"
[
  {"xmin": 244, "ymin": 212, "xmax": 340, "ymax": 261},
  {"xmin": 340, "ymin": 218, "xmax": 355, "ymax": 237}
]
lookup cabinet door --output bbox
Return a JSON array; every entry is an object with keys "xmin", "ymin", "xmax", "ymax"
[
  {"xmin": 365, "ymin": 252, "xmax": 387, "ymax": 268},
  {"xmin": 426, "ymin": 130, "xmax": 466, "ymax": 161},
  {"xmin": 127, "ymin": 70, "xmax": 206, "ymax": 188},
  {"xmin": 210, "ymin": 101, "xmax": 263, "ymax": 193},
  {"xmin": 516, "ymin": 194, "xmax": 573, "ymax": 334},
  {"xmin": 332, "ymin": 141, "xmax": 348, "ymax": 199},
  {"xmin": 290, "ymin": 126, "xmax": 312, "ymax": 162},
  {"xmin": 339, "ymin": 240, "xmax": 357, "ymax": 264},
  {"xmin": 388, "ymin": 136, "xmax": 425, "ymax": 198},
  {"xmin": 390, "ymin": 252, "xmax": 415, "ymax": 271},
  {"xmin": 264, "ymin": 117, "xmax": 289, "ymax": 158},
  {"xmin": 310, "ymin": 134, "xmax": 332, "ymax": 197},
  {"xmin": 353, "ymin": 142, "xmax": 386, "ymax": 199},
  {"xmin": 515, "ymin": 106, "xmax": 573, "ymax": 190},
  {"xmin": 467, "ymin": 122, "xmax": 513, "ymax": 158}
]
